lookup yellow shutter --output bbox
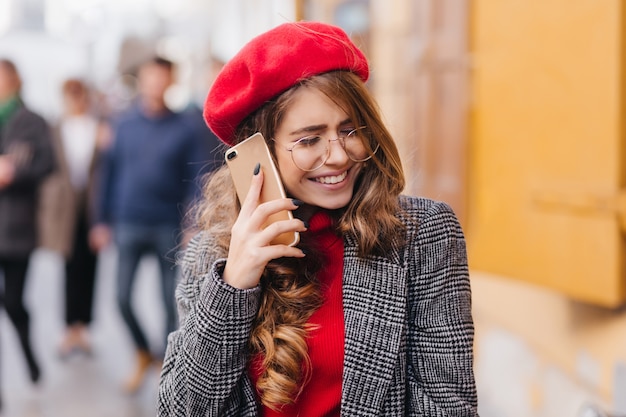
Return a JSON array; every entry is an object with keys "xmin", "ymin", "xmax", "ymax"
[{"xmin": 468, "ymin": 0, "xmax": 626, "ymax": 307}]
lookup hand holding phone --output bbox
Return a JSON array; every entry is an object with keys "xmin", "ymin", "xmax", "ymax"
[{"xmin": 225, "ymin": 132, "xmax": 300, "ymax": 247}]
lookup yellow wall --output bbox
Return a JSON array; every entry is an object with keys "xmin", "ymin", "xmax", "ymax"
[
  {"xmin": 469, "ymin": 1, "xmax": 626, "ymax": 414},
  {"xmin": 468, "ymin": 0, "xmax": 626, "ymax": 307}
]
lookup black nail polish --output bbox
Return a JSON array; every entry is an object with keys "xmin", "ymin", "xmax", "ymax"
[
  {"xmin": 253, "ymin": 163, "xmax": 260, "ymax": 175},
  {"xmin": 292, "ymin": 199, "xmax": 303, "ymax": 207},
  {"xmin": 302, "ymin": 220, "xmax": 309, "ymax": 229}
]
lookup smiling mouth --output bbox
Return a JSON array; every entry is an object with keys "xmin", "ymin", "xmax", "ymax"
[{"xmin": 314, "ymin": 171, "xmax": 348, "ymax": 185}]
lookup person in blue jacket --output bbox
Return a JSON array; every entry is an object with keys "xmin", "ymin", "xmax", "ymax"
[{"xmin": 91, "ymin": 56, "xmax": 214, "ymax": 394}]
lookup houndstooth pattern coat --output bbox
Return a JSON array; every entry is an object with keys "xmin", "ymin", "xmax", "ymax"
[{"xmin": 158, "ymin": 196, "xmax": 479, "ymax": 416}]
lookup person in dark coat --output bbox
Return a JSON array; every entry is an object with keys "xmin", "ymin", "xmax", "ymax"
[
  {"xmin": 91, "ymin": 56, "xmax": 213, "ymax": 394},
  {"xmin": 0, "ymin": 58, "xmax": 56, "ymax": 391}
]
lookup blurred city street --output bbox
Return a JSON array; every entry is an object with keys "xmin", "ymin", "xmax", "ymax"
[{"xmin": 0, "ymin": 247, "xmax": 165, "ymax": 417}]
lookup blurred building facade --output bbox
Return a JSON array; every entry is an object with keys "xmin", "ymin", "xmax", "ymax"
[
  {"xmin": 1, "ymin": 0, "xmax": 626, "ymax": 416},
  {"xmin": 467, "ymin": 2, "xmax": 626, "ymax": 417}
]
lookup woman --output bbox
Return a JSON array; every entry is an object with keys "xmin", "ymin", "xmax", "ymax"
[
  {"xmin": 39, "ymin": 78, "xmax": 109, "ymax": 358},
  {"xmin": 159, "ymin": 22, "xmax": 478, "ymax": 416}
]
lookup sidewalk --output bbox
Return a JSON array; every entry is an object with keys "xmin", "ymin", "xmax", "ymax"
[{"xmin": 1, "ymin": 247, "xmax": 165, "ymax": 417}]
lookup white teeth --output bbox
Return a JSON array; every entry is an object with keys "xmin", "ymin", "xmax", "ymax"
[{"xmin": 315, "ymin": 171, "xmax": 347, "ymax": 184}]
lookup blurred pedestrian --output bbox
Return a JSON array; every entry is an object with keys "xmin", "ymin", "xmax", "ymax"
[
  {"xmin": 38, "ymin": 78, "xmax": 110, "ymax": 358},
  {"xmin": 91, "ymin": 56, "xmax": 213, "ymax": 394},
  {"xmin": 0, "ymin": 58, "xmax": 55, "ymax": 387},
  {"xmin": 158, "ymin": 22, "xmax": 478, "ymax": 416}
]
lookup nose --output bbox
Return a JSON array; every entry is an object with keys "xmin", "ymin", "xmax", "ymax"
[{"xmin": 324, "ymin": 138, "xmax": 350, "ymax": 166}]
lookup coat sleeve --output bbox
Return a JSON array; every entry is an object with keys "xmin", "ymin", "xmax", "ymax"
[
  {"xmin": 406, "ymin": 200, "xmax": 479, "ymax": 416},
  {"xmin": 6, "ymin": 112, "xmax": 55, "ymax": 189},
  {"xmin": 158, "ymin": 232, "xmax": 261, "ymax": 416},
  {"xmin": 92, "ymin": 125, "xmax": 117, "ymax": 225}
]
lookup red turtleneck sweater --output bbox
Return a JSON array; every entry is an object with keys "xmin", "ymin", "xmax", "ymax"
[{"xmin": 249, "ymin": 211, "xmax": 345, "ymax": 417}]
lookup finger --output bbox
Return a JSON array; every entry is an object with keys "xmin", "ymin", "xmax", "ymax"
[
  {"xmin": 253, "ymin": 197, "xmax": 302, "ymax": 221},
  {"xmin": 244, "ymin": 198, "xmax": 303, "ymax": 240},
  {"xmin": 256, "ymin": 218, "xmax": 307, "ymax": 246},
  {"xmin": 239, "ymin": 163, "xmax": 263, "ymax": 218}
]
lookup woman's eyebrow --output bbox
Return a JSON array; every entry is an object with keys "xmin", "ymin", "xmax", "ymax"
[
  {"xmin": 288, "ymin": 119, "xmax": 353, "ymax": 136},
  {"xmin": 289, "ymin": 124, "xmax": 327, "ymax": 136}
]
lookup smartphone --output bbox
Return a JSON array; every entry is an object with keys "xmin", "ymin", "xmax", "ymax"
[{"xmin": 225, "ymin": 132, "xmax": 300, "ymax": 246}]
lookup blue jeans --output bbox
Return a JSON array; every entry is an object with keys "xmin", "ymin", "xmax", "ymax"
[{"xmin": 114, "ymin": 224, "xmax": 179, "ymax": 356}]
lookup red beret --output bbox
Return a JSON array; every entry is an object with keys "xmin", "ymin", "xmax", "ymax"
[{"xmin": 204, "ymin": 21, "xmax": 369, "ymax": 145}]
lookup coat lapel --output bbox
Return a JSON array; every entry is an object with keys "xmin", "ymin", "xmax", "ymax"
[{"xmin": 341, "ymin": 235, "xmax": 407, "ymax": 415}]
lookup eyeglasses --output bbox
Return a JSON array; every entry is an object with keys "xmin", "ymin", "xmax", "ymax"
[{"xmin": 275, "ymin": 126, "xmax": 379, "ymax": 172}]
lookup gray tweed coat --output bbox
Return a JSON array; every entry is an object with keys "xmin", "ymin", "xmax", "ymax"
[{"xmin": 158, "ymin": 196, "xmax": 479, "ymax": 416}]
